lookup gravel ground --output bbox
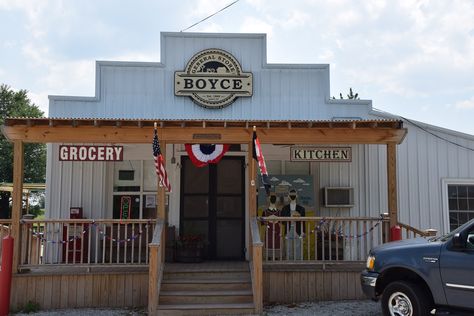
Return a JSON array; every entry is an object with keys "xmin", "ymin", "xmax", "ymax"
[{"xmin": 13, "ymin": 300, "xmax": 382, "ymax": 315}]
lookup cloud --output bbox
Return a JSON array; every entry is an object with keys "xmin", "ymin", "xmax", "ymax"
[
  {"xmin": 455, "ymin": 97, "xmax": 474, "ymax": 109},
  {"xmin": 270, "ymin": 177, "xmax": 280, "ymax": 182},
  {"xmin": 279, "ymin": 180, "xmax": 292, "ymax": 186},
  {"xmin": 302, "ymin": 183, "xmax": 310, "ymax": 186},
  {"xmin": 239, "ymin": 16, "xmax": 273, "ymax": 36}
]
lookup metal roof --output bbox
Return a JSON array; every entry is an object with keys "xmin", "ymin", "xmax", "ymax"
[{"xmin": 4, "ymin": 117, "xmax": 404, "ymax": 129}]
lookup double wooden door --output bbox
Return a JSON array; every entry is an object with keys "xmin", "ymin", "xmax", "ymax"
[{"xmin": 180, "ymin": 156, "xmax": 245, "ymax": 260}]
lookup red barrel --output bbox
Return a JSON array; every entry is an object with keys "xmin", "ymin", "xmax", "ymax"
[
  {"xmin": 390, "ymin": 225, "xmax": 402, "ymax": 241},
  {"xmin": 0, "ymin": 235, "xmax": 14, "ymax": 316}
]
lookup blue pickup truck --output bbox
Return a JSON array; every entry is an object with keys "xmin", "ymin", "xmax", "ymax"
[{"xmin": 361, "ymin": 218, "xmax": 474, "ymax": 315}]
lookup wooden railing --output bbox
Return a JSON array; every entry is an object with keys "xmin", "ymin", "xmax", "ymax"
[
  {"xmin": 148, "ymin": 219, "xmax": 164, "ymax": 315},
  {"xmin": 18, "ymin": 219, "xmax": 154, "ymax": 267},
  {"xmin": 0, "ymin": 220, "xmax": 12, "ymax": 262},
  {"xmin": 259, "ymin": 216, "xmax": 388, "ymax": 262},
  {"xmin": 250, "ymin": 217, "xmax": 263, "ymax": 314},
  {"xmin": 397, "ymin": 222, "xmax": 437, "ymax": 239}
]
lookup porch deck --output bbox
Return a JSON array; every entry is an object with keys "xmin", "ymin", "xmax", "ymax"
[{"xmin": 4, "ymin": 216, "xmax": 436, "ymax": 313}]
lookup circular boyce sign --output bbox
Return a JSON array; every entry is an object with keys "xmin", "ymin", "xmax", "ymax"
[{"xmin": 174, "ymin": 49, "xmax": 253, "ymax": 109}]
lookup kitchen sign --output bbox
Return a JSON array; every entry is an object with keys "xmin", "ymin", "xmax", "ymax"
[
  {"xmin": 290, "ymin": 147, "xmax": 352, "ymax": 162},
  {"xmin": 175, "ymin": 49, "xmax": 253, "ymax": 109},
  {"xmin": 59, "ymin": 145, "xmax": 123, "ymax": 161}
]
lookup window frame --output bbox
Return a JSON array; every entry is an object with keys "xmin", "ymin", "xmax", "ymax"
[
  {"xmin": 442, "ymin": 178, "xmax": 474, "ymax": 233},
  {"xmin": 112, "ymin": 160, "xmax": 158, "ymax": 219}
]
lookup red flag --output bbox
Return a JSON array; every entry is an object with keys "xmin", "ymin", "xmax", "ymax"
[
  {"xmin": 252, "ymin": 129, "xmax": 271, "ymax": 195},
  {"xmin": 153, "ymin": 127, "xmax": 171, "ymax": 192}
]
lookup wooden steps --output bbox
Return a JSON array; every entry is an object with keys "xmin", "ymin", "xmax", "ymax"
[{"xmin": 157, "ymin": 262, "xmax": 256, "ymax": 315}]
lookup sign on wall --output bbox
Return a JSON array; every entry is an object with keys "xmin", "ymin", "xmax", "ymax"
[
  {"xmin": 120, "ymin": 196, "xmax": 131, "ymax": 220},
  {"xmin": 59, "ymin": 145, "xmax": 123, "ymax": 161},
  {"xmin": 175, "ymin": 49, "xmax": 253, "ymax": 109},
  {"xmin": 290, "ymin": 147, "xmax": 352, "ymax": 162}
]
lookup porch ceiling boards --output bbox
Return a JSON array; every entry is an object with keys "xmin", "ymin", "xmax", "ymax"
[{"xmin": 1, "ymin": 117, "xmax": 407, "ymax": 144}]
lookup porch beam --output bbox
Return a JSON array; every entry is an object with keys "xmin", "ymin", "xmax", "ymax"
[
  {"xmin": 387, "ymin": 142, "xmax": 398, "ymax": 229},
  {"xmin": 11, "ymin": 140, "xmax": 24, "ymax": 273},
  {"xmin": 1, "ymin": 125, "xmax": 407, "ymax": 145}
]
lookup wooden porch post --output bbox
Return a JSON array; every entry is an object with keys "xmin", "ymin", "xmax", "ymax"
[
  {"xmin": 157, "ymin": 134, "xmax": 166, "ymax": 262},
  {"xmin": 11, "ymin": 140, "xmax": 24, "ymax": 272},
  {"xmin": 157, "ymin": 139, "xmax": 166, "ymax": 221},
  {"xmin": 387, "ymin": 142, "xmax": 398, "ymax": 229},
  {"xmin": 248, "ymin": 138, "xmax": 257, "ymax": 260}
]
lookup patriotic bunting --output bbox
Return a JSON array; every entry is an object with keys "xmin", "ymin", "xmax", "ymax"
[{"xmin": 185, "ymin": 144, "xmax": 230, "ymax": 167}]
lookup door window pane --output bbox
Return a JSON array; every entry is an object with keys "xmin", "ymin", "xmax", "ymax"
[
  {"xmin": 216, "ymin": 219, "xmax": 243, "ymax": 259},
  {"xmin": 183, "ymin": 159, "xmax": 209, "ymax": 194},
  {"xmin": 182, "ymin": 196, "xmax": 209, "ymax": 218},
  {"xmin": 217, "ymin": 159, "xmax": 242, "ymax": 194},
  {"xmin": 182, "ymin": 220, "xmax": 209, "ymax": 242},
  {"xmin": 217, "ymin": 197, "xmax": 243, "ymax": 218}
]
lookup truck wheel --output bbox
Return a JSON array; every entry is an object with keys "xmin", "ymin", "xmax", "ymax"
[{"xmin": 381, "ymin": 280, "xmax": 432, "ymax": 316}]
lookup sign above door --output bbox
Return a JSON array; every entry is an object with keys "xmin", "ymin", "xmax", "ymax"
[{"xmin": 174, "ymin": 49, "xmax": 253, "ymax": 109}]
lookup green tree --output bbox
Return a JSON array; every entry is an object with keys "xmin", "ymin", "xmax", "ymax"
[
  {"xmin": 0, "ymin": 84, "xmax": 46, "ymax": 218},
  {"xmin": 332, "ymin": 88, "xmax": 360, "ymax": 100}
]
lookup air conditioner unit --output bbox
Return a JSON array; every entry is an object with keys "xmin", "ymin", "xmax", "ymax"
[{"xmin": 323, "ymin": 187, "xmax": 354, "ymax": 208}]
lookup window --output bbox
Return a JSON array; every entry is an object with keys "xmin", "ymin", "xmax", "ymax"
[
  {"xmin": 112, "ymin": 160, "xmax": 159, "ymax": 219},
  {"xmin": 448, "ymin": 184, "xmax": 474, "ymax": 231}
]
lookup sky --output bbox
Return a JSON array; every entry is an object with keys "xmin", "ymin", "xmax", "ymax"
[{"xmin": 1, "ymin": 0, "xmax": 474, "ymax": 135}]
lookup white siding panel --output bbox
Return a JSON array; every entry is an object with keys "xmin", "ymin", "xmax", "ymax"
[
  {"xmin": 47, "ymin": 144, "xmax": 108, "ymax": 219},
  {"xmin": 49, "ymin": 33, "xmax": 371, "ymax": 121},
  {"xmin": 394, "ymin": 124, "xmax": 474, "ymax": 234}
]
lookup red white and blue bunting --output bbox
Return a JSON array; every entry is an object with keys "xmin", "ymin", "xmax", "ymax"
[{"xmin": 185, "ymin": 144, "xmax": 230, "ymax": 167}]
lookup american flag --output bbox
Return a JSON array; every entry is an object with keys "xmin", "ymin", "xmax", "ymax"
[
  {"xmin": 153, "ymin": 127, "xmax": 171, "ymax": 192},
  {"xmin": 252, "ymin": 129, "xmax": 271, "ymax": 195}
]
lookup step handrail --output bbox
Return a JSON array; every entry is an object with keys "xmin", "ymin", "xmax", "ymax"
[
  {"xmin": 250, "ymin": 217, "xmax": 263, "ymax": 314},
  {"xmin": 148, "ymin": 219, "xmax": 164, "ymax": 314}
]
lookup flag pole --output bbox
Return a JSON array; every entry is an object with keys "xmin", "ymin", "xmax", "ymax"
[
  {"xmin": 250, "ymin": 126, "xmax": 257, "ymax": 217},
  {"xmin": 154, "ymin": 122, "xmax": 161, "ymax": 220}
]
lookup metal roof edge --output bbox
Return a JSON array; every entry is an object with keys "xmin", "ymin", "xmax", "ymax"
[{"xmin": 370, "ymin": 109, "xmax": 474, "ymax": 140}]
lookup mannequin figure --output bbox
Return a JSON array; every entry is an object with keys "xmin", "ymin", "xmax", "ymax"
[
  {"xmin": 282, "ymin": 189, "xmax": 305, "ymax": 260},
  {"xmin": 262, "ymin": 192, "xmax": 281, "ymax": 259}
]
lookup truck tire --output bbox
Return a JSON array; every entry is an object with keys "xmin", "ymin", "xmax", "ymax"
[{"xmin": 381, "ymin": 280, "xmax": 432, "ymax": 316}]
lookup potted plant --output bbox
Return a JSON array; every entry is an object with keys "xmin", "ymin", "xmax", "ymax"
[{"xmin": 175, "ymin": 234, "xmax": 206, "ymax": 263}]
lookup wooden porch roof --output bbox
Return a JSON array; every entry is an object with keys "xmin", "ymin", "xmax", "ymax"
[{"xmin": 1, "ymin": 117, "xmax": 407, "ymax": 144}]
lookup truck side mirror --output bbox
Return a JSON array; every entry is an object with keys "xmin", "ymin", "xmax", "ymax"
[
  {"xmin": 469, "ymin": 235, "xmax": 474, "ymax": 244},
  {"xmin": 452, "ymin": 233, "xmax": 466, "ymax": 249}
]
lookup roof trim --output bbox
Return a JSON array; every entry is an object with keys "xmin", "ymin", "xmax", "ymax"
[{"xmin": 3, "ymin": 117, "xmax": 404, "ymax": 129}]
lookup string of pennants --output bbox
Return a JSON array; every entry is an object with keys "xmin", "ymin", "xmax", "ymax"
[
  {"xmin": 258, "ymin": 215, "xmax": 384, "ymax": 240},
  {"xmin": 20, "ymin": 220, "xmax": 151, "ymax": 244}
]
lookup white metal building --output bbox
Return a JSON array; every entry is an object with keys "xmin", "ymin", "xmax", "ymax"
[{"xmin": 45, "ymin": 32, "xmax": 474, "ymax": 238}]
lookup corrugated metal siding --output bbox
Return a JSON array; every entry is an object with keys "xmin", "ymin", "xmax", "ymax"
[
  {"xmin": 395, "ymin": 124, "xmax": 474, "ymax": 233},
  {"xmin": 49, "ymin": 33, "xmax": 371, "ymax": 121},
  {"xmin": 45, "ymin": 144, "xmax": 108, "ymax": 219}
]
